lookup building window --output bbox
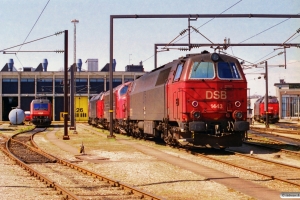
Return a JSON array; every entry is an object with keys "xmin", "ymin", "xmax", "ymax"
[{"xmin": 2, "ymin": 78, "xmax": 18, "ymax": 94}]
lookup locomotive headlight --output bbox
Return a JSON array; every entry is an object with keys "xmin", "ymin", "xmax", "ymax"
[
  {"xmin": 191, "ymin": 101, "xmax": 198, "ymax": 107},
  {"xmin": 235, "ymin": 101, "xmax": 241, "ymax": 107},
  {"xmin": 191, "ymin": 111, "xmax": 201, "ymax": 119},
  {"xmin": 211, "ymin": 53, "xmax": 220, "ymax": 62},
  {"xmin": 233, "ymin": 110, "xmax": 243, "ymax": 120}
]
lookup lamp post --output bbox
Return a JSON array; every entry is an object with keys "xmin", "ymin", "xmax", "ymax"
[
  {"xmin": 71, "ymin": 19, "xmax": 79, "ymax": 65},
  {"xmin": 70, "ymin": 19, "xmax": 79, "ymax": 132}
]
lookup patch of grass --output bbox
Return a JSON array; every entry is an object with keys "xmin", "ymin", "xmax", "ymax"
[
  {"xmin": 17, "ymin": 125, "xmax": 35, "ymax": 133},
  {"xmin": 53, "ymin": 127, "xmax": 136, "ymax": 152}
]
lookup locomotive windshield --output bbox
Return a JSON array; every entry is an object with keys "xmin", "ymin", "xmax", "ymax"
[
  {"xmin": 190, "ymin": 62, "xmax": 214, "ymax": 79},
  {"xmin": 174, "ymin": 63, "xmax": 183, "ymax": 81},
  {"xmin": 269, "ymin": 98, "xmax": 278, "ymax": 103},
  {"xmin": 33, "ymin": 103, "xmax": 48, "ymax": 110},
  {"xmin": 189, "ymin": 60, "xmax": 243, "ymax": 80},
  {"xmin": 217, "ymin": 62, "xmax": 241, "ymax": 79}
]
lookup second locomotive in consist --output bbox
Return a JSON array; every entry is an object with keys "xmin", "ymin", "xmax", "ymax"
[
  {"xmin": 89, "ymin": 51, "xmax": 249, "ymax": 148},
  {"xmin": 254, "ymin": 96, "xmax": 279, "ymax": 123},
  {"xmin": 30, "ymin": 97, "xmax": 52, "ymax": 126}
]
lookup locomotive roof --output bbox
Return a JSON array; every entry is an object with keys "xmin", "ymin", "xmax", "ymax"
[
  {"xmin": 32, "ymin": 99, "xmax": 50, "ymax": 103},
  {"xmin": 255, "ymin": 96, "xmax": 278, "ymax": 103},
  {"xmin": 156, "ymin": 51, "xmax": 239, "ymax": 69},
  {"xmin": 90, "ymin": 92, "xmax": 103, "ymax": 101}
]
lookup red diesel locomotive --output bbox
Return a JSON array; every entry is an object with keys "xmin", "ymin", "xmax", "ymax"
[
  {"xmin": 88, "ymin": 92, "xmax": 104, "ymax": 126},
  {"xmin": 253, "ymin": 96, "xmax": 279, "ymax": 123},
  {"xmin": 89, "ymin": 51, "xmax": 249, "ymax": 148},
  {"xmin": 30, "ymin": 97, "xmax": 52, "ymax": 126}
]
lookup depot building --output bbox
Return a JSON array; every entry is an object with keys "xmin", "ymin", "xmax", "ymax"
[
  {"xmin": 0, "ymin": 58, "xmax": 145, "ymax": 122},
  {"xmin": 274, "ymin": 79, "xmax": 300, "ymax": 120}
]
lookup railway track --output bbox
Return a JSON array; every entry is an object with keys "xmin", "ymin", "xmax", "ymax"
[
  {"xmin": 7, "ymin": 127, "xmax": 56, "ymax": 163},
  {"xmin": 176, "ymin": 147, "xmax": 300, "ymax": 189},
  {"xmin": 2, "ymin": 127, "xmax": 164, "ymax": 200},
  {"xmin": 246, "ymin": 127, "xmax": 300, "ymax": 156},
  {"xmin": 83, "ymin": 123, "xmax": 300, "ymax": 190},
  {"xmin": 249, "ymin": 128, "xmax": 300, "ymax": 145},
  {"xmin": 251, "ymin": 126, "xmax": 300, "ymax": 135},
  {"xmin": 244, "ymin": 140, "xmax": 300, "ymax": 157}
]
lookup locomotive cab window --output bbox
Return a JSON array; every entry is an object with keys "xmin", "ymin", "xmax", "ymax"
[
  {"xmin": 269, "ymin": 98, "xmax": 278, "ymax": 103},
  {"xmin": 119, "ymin": 85, "xmax": 128, "ymax": 96},
  {"xmin": 174, "ymin": 63, "xmax": 183, "ymax": 82},
  {"xmin": 217, "ymin": 62, "xmax": 242, "ymax": 79},
  {"xmin": 34, "ymin": 103, "xmax": 49, "ymax": 110},
  {"xmin": 189, "ymin": 62, "xmax": 214, "ymax": 79}
]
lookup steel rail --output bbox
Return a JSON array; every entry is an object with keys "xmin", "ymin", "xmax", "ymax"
[
  {"xmin": 10, "ymin": 138, "xmax": 57, "ymax": 163},
  {"xmin": 30, "ymin": 130, "xmax": 164, "ymax": 200},
  {"xmin": 83, "ymin": 122, "xmax": 300, "ymax": 189},
  {"xmin": 180, "ymin": 147, "xmax": 300, "ymax": 188},
  {"xmin": 226, "ymin": 149, "xmax": 300, "ymax": 170},
  {"xmin": 250, "ymin": 127, "xmax": 300, "ymax": 144},
  {"xmin": 3, "ymin": 134, "xmax": 80, "ymax": 200},
  {"xmin": 250, "ymin": 127, "xmax": 300, "ymax": 135},
  {"xmin": 247, "ymin": 132, "xmax": 300, "ymax": 146},
  {"xmin": 243, "ymin": 140, "xmax": 300, "ymax": 157}
]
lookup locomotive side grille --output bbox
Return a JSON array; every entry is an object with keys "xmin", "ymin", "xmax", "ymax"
[{"xmin": 155, "ymin": 67, "xmax": 171, "ymax": 86}]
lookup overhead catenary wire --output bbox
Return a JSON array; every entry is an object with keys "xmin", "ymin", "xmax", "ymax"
[
  {"xmin": 245, "ymin": 28, "xmax": 300, "ymax": 67},
  {"xmin": 190, "ymin": 26, "xmax": 214, "ymax": 44},
  {"xmin": 143, "ymin": 0, "xmax": 243, "ymax": 64},
  {"xmin": 288, "ymin": 34, "xmax": 300, "ymax": 42},
  {"xmin": 220, "ymin": 51, "xmax": 256, "ymax": 66},
  {"xmin": 162, "ymin": 29, "xmax": 188, "ymax": 49},
  {"xmin": 0, "ymin": 32, "xmax": 63, "ymax": 52},
  {"xmin": 17, "ymin": 0, "xmax": 51, "ymax": 53},
  {"xmin": 283, "ymin": 28, "xmax": 300, "ymax": 44},
  {"xmin": 239, "ymin": 13, "xmax": 300, "ymax": 44},
  {"xmin": 253, "ymin": 50, "xmax": 276, "ymax": 63},
  {"xmin": 15, "ymin": 0, "xmax": 51, "ymax": 67},
  {"xmin": 142, "ymin": 55, "xmax": 154, "ymax": 63},
  {"xmin": 256, "ymin": 52, "xmax": 284, "ymax": 65},
  {"xmin": 174, "ymin": 0, "xmax": 243, "ymax": 44},
  {"xmin": 3, "ymin": 50, "xmax": 64, "ymax": 53},
  {"xmin": 227, "ymin": 11, "xmax": 299, "ymax": 64}
]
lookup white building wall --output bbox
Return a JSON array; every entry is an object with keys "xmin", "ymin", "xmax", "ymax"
[{"xmin": 85, "ymin": 59, "xmax": 98, "ymax": 71}]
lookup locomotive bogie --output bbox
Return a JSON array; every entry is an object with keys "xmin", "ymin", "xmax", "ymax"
[{"xmin": 192, "ymin": 131, "xmax": 245, "ymax": 148}]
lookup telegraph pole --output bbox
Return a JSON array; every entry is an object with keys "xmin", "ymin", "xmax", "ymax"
[
  {"xmin": 265, "ymin": 61, "xmax": 269, "ymax": 128},
  {"xmin": 70, "ymin": 19, "xmax": 79, "ymax": 133},
  {"xmin": 63, "ymin": 30, "xmax": 69, "ymax": 140}
]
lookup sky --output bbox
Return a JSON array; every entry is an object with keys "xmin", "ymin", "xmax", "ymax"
[{"xmin": 0, "ymin": 0, "xmax": 299, "ymax": 96}]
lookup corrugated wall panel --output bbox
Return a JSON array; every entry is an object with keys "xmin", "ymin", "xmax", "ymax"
[{"xmin": 75, "ymin": 96, "xmax": 88, "ymax": 121}]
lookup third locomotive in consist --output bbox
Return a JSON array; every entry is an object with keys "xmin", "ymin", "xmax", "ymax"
[{"xmin": 89, "ymin": 51, "xmax": 249, "ymax": 148}]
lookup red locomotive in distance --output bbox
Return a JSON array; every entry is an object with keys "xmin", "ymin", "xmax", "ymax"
[
  {"xmin": 88, "ymin": 51, "xmax": 249, "ymax": 148},
  {"xmin": 88, "ymin": 92, "xmax": 104, "ymax": 126},
  {"xmin": 254, "ymin": 96, "xmax": 279, "ymax": 123},
  {"xmin": 30, "ymin": 97, "xmax": 52, "ymax": 126}
]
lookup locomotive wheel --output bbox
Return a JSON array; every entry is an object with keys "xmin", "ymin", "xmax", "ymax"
[{"xmin": 163, "ymin": 130, "xmax": 173, "ymax": 145}]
